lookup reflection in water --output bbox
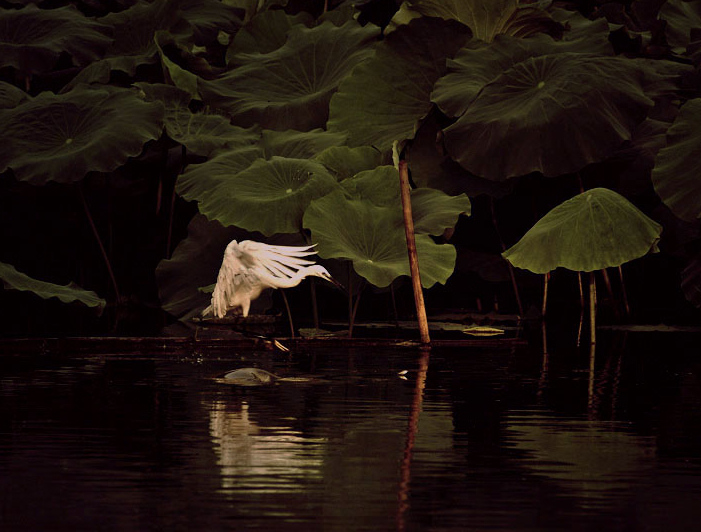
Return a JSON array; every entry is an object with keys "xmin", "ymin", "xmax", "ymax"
[
  {"xmin": 507, "ymin": 412, "xmax": 655, "ymax": 505},
  {"xmin": 207, "ymin": 398, "xmax": 325, "ymax": 493}
]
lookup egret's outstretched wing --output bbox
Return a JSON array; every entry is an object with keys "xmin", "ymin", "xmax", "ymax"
[{"xmin": 239, "ymin": 241, "xmax": 319, "ymax": 281}]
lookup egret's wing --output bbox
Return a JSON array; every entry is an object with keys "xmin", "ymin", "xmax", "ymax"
[
  {"xmin": 205, "ymin": 244, "xmax": 259, "ymax": 318},
  {"xmin": 240, "ymin": 241, "xmax": 319, "ymax": 281}
]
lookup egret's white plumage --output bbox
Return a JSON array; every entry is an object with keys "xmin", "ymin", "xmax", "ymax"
[{"xmin": 203, "ymin": 240, "xmax": 336, "ymax": 318}]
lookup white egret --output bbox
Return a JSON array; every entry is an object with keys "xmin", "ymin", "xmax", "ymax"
[{"xmin": 202, "ymin": 240, "xmax": 340, "ymax": 319}]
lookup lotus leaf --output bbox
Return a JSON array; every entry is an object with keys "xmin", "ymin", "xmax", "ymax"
[
  {"xmin": 0, "ymin": 4, "xmax": 112, "ymax": 74},
  {"xmin": 0, "ymin": 261, "xmax": 106, "ymax": 314},
  {"xmin": 315, "ymin": 146, "xmax": 383, "ymax": 181},
  {"xmin": 660, "ymin": 0, "xmax": 701, "ymax": 53},
  {"xmin": 179, "ymin": 155, "xmax": 338, "ymax": 235},
  {"xmin": 259, "ymin": 129, "xmax": 347, "ymax": 159},
  {"xmin": 402, "ymin": 0, "xmax": 562, "ymax": 42},
  {"xmin": 226, "ymin": 9, "xmax": 312, "ymax": 65},
  {"xmin": 434, "ymin": 39, "xmax": 654, "ymax": 179},
  {"xmin": 154, "ymin": 31, "xmax": 200, "ymax": 99},
  {"xmin": 0, "ymin": 81, "xmax": 27, "ymax": 109},
  {"xmin": 652, "ymin": 99, "xmax": 701, "ymax": 222},
  {"xmin": 225, "ymin": 0, "xmax": 289, "ymax": 23},
  {"xmin": 327, "ymin": 16, "xmax": 470, "ymax": 152},
  {"xmin": 199, "ymin": 20, "xmax": 378, "ymax": 130},
  {"xmin": 0, "ymin": 86, "xmax": 164, "ymax": 185},
  {"xmin": 337, "ymin": 164, "xmax": 470, "ymax": 233},
  {"xmin": 502, "ymin": 188, "xmax": 662, "ymax": 274},
  {"xmin": 100, "ymin": 0, "xmax": 186, "ymax": 74},
  {"xmin": 303, "ymin": 190, "xmax": 457, "ymax": 288}
]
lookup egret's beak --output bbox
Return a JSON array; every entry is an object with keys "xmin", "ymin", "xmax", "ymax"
[{"xmin": 322, "ymin": 273, "xmax": 346, "ymax": 292}]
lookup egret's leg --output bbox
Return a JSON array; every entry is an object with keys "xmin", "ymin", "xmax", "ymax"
[{"xmin": 241, "ymin": 299, "xmax": 251, "ymax": 318}]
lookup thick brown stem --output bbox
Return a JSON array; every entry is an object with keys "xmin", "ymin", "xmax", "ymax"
[
  {"xmin": 589, "ymin": 271, "xmax": 597, "ymax": 346},
  {"xmin": 399, "ymin": 161, "xmax": 430, "ymax": 344},
  {"xmin": 79, "ymin": 185, "xmax": 121, "ymax": 302}
]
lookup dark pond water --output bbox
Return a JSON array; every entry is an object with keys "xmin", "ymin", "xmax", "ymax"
[{"xmin": 1, "ymin": 332, "xmax": 701, "ymax": 531}]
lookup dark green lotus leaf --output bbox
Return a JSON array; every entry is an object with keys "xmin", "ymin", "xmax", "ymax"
[
  {"xmin": 100, "ymin": 0, "xmax": 181, "ymax": 74},
  {"xmin": 652, "ymin": 99, "xmax": 701, "ymax": 222},
  {"xmin": 660, "ymin": 0, "xmax": 701, "ymax": 53},
  {"xmin": 154, "ymin": 31, "xmax": 200, "ymax": 99},
  {"xmin": 178, "ymin": 0, "xmax": 241, "ymax": 45},
  {"xmin": 226, "ymin": 0, "xmax": 289, "ymax": 23},
  {"xmin": 436, "ymin": 46, "xmax": 654, "ymax": 179},
  {"xmin": 0, "ymin": 4, "xmax": 112, "ymax": 74},
  {"xmin": 156, "ymin": 214, "xmax": 276, "ymax": 319},
  {"xmin": 315, "ymin": 146, "xmax": 383, "ymax": 181},
  {"xmin": 0, "ymin": 81, "xmax": 27, "ymax": 109},
  {"xmin": 327, "ymin": 16, "xmax": 470, "ymax": 152},
  {"xmin": 179, "ymin": 155, "xmax": 338, "ymax": 235},
  {"xmin": 502, "ymin": 188, "xmax": 662, "ymax": 274},
  {"xmin": 61, "ymin": 59, "xmax": 113, "ymax": 93},
  {"xmin": 411, "ymin": 188, "xmax": 471, "ymax": 236},
  {"xmin": 0, "ymin": 261, "xmax": 105, "ymax": 314},
  {"xmin": 402, "ymin": 0, "xmax": 562, "ymax": 42},
  {"xmin": 432, "ymin": 33, "xmax": 612, "ymax": 119},
  {"xmin": 304, "ymin": 190, "xmax": 456, "ymax": 287},
  {"xmin": 199, "ymin": 20, "xmax": 378, "ymax": 130},
  {"xmin": 338, "ymin": 164, "xmax": 471, "ymax": 234},
  {"xmin": 226, "ymin": 9, "xmax": 312, "ymax": 65},
  {"xmin": 0, "ymin": 86, "xmax": 164, "ymax": 185},
  {"xmin": 405, "ymin": 111, "xmax": 514, "ymax": 198},
  {"xmin": 259, "ymin": 129, "xmax": 347, "ymax": 159},
  {"xmin": 682, "ymin": 250, "xmax": 701, "ymax": 308}
]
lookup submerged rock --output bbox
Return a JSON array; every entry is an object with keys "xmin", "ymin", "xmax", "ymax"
[{"xmin": 222, "ymin": 368, "xmax": 278, "ymax": 386}]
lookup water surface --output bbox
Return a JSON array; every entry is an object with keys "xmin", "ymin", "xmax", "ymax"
[{"xmin": 1, "ymin": 332, "xmax": 700, "ymax": 531}]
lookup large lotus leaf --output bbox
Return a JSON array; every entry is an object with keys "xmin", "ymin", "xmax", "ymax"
[
  {"xmin": 660, "ymin": 0, "xmax": 701, "ymax": 53},
  {"xmin": 0, "ymin": 4, "xmax": 112, "ymax": 74},
  {"xmin": 0, "ymin": 261, "xmax": 106, "ymax": 314},
  {"xmin": 224, "ymin": 0, "xmax": 289, "ymax": 23},
  {"xmin": 436, "ymin": 49, "xmax": 654, "ymax": 180},
  {"xmin": 315, "ymin": 146, "xmax": 383, "ymax": 181},
  {"xmin": 156, "ymin": 214, "xmax": 276, "ymax": 319},
  {"xmin": 652, "ymin": 99, "xmax": 701, "ymax": 222},
  {"xmin": 337, "ymin": 165, "xmax": 471, "ymax": 234},
  {"xmin": 99, "ymin": 0, "xmax": 183, "ymax": 74},
  {"xmin": 411, "ymin": 188, "xmax": 471, "ymax": 235},
  {"xmin": 178, "ymin": 0, "xmax": 241, "ymax": 45},
  {"xmin": 198, "ymin": 20, "xmax": 378, "ymax": 130},
  {"xmin": 327, "ymin": 16, "xmax": 470, "ymax": 152},
  {"xmin": 303, "ymin": 190, "xmax": 457, "ymax": 287},
  {"xmin": 179, "ymin": 155, "xmax": 338, "ymax": 235},
  {"xmin": 137, "ymin": 82, "xmax": 258, "ymax": 157},
  {"xmin": 0, "ymin": 86, "xmax": 164, "ymax": 185},
  {"xmin": 259, "ymin": 129, "xmax": 347, "ymax": 159},
  {"xmin": 405, "ymin": 110, "xmax": 514, "ymax": 198},
  {"xmin": 502, "ymin": 188, "xmax": 662, "ymax": 274},
  {"xmin": 433, "ymin": 33, "xmax": 612, "ymax": 118},
  {"xmin": 402, "ymin": 0, "xmax": 562, "ymax": 42},
  {"xmin": 154, "ymin": 31, "xmax": 200, "ymax": 100},
  {"xmin": 226, "ymin": 9, "xmax": 312, "ymax": 65},
  {"xmin": 0, "ymin": 81, "xmax": 27, "ymax": 109}
]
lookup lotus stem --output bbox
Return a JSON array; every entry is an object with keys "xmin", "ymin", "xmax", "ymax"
[
  {"xmin": 79, "ymin": 184, "xmax": 121, "ymax": 303},
  {"xmin": 601, "ymin": 268, "xmax": 619, "ymax": 320},
  {"xmin": 166, "ymin": 145, "xmax": 186, "ymax": 259},
  {"xmin": 490, "ymin": 197, "xmax": 523, "ymax": 316},
  {"xmin": 578, "ymin": 271, "xmax": 584, "ymax": 309},
  {"xmin": 589, "ymin": 271, "xmax": 597, "ymax": 345},
  {"xmin": 280, "ymin": 289, "xmax": 295, "ymax": 338},
  {"xmin": 310, "ymin": 278, "xmax": 320, "ymax": 330},
  {"xmin": 542, "ymin": 272, "xmax": 549, "ymax": 318},
  {"xmin": 618, "ymin": 265, "xmax": 631, "ymax": 318},
  {"xmin": 349, "ymin": 282, "xmax": 364, "ymax": 338},
  {"xmin": 399, "ymin": 160, "xmax": 430, "ymax": 345}
]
